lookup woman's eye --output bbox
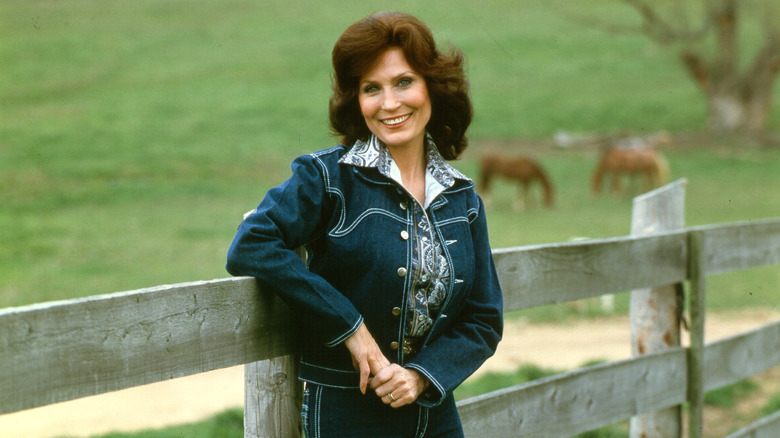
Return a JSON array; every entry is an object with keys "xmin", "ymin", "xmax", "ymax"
[
  {"xmin": 397, "ymin": 78, "xmax": 412, "ymax": 87},
  {"xmin": 363, "ymin": 85, "xmax": 379, "ymax": 94}
]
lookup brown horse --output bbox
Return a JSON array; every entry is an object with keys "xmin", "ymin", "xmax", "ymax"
[
  {"xmin": 591, "ymin": 147, "xmax": 669, "ymax": 196},
  {"xmin": 479, "ymin": 153, "xmax": 554, "ymax": 209}
]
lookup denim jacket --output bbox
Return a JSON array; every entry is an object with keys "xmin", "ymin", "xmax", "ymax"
[{"xmin": 226, "ymin": 143, "xmax": 503, "ymax": 407}]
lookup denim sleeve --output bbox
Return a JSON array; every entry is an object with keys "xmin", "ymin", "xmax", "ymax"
[
  {"xmin": 225, "ymin": 153, "xmax": 363, "ymax": 347},
  {"xmin": 405, "ymin": 194, "xmax": 504, "ymax": 407}
]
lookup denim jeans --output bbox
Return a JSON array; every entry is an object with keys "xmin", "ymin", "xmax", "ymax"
[{"xmin": 302, "ymin": 383, "xmax": 464, "ymax": 438}]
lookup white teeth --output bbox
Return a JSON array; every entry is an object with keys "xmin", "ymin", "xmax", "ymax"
[{"xmin": 382, "ymin": 114, "xmax": 410, "ymax": 126}]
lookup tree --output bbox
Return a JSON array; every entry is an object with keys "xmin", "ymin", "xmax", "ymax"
[{"xmin": 588, "ymin": 1, "xmax": 780, "ymax": 135}]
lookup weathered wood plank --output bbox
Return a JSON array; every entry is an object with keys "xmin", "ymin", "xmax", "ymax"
[
  {"xmin": 629, "ymin": 179, "xmax": 685, "ymax": 438},
  {"xmin": 0, "ymin": 277, "xmax": 295, "ymax": 415},
  {"xmin": 244, "ymin": 356, "xmax": 302, "ymax": 438},
  {"xmin": 244, "ymin": 244, "xmax": 306, "ymax": 438},
  {"xmin": 687, "ymin": 230, "xmax": 707, "ymax": 438},
  {"xmin": 724, "ymin": 410, "xmax": 780, "ymax": 438},
  {"xmin": 695, "ymin": 218, "xmax": 780, "ymax": 275},
  {"xmin": 703, "ymin": 319, "xmax": 780, "ymax": 392},
  {"xmin": 458, "ymin": 349, "xmax": 687, "ymax": 438},
  {"xmin": 494, "ymin": 231, "xmax": 688, "ymax": 311}
]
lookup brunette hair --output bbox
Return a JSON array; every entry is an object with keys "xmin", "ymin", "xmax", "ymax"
[{"xmin": 329, "ymin": 12, "xmax": 472, "ymax": 160}]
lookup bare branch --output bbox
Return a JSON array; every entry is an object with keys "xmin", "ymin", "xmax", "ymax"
[
  {"xmin": 759, "ymin": 0, "xmax": 780, "ymax": 38},
  {"xmin": 568, "ymin": 0, "xmax": 780, "ymax": 134},
  {"xmin": 680, "ymin": 51, "xmax": 711, "ymax": 91},
  {"xmin": 554, "ymin": 1, "xmax": 709, "ymax": 43},
  {"xmin": 553, "ymin": 3, "xmax": 644, "ymax": 37},
  {"xmin": 744, "ymin": 36, "xmax": 780, "ymax": 85},
  {"xmin": 622, "ymin": 0, "xmax": 711, "ymax": 44},
  {"xmin": 711, "ymin": 0, "xmax": 738, "ymax": 75}
]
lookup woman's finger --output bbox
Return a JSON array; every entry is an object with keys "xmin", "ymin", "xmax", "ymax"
[
  {"xmin": 344, "ymin": 323, "xmax": 388, "ymax": 394},
  {"xmin": 369, "ymin": 363, "xmax": 398, "ymax": 392},
  {"xmin": 357, "ymin": 358, "xmax": 370, "ymax": 394}
]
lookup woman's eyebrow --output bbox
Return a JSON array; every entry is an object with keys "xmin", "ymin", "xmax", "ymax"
[{"xmin": 360, "ymin": 71, "xmax": 418, "ymax": 85}]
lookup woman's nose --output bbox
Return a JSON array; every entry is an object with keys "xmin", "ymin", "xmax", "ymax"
[{"xmin": 381, "ymin": 91, "xmax": 401, "ymax": 111}]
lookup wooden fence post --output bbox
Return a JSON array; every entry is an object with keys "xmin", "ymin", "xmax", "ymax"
[
  {"xmin": 244, "ymin": 356, "xmax": 302, "ymax": 438},
  {"xmin": 245, "ymin": 246, "xmax": 305, "ymax": 438},
  {"xmin": 629, "ymin": 179, "xmax": 687, "ymax": 438},
  {"xmin": 686, "ymin": 230, "xmax": 706, "ymax": 438}
]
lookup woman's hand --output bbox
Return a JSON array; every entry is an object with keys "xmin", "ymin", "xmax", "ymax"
[
  {"xmin": 370, "ymin": 365, "xmax": 430, "ymax": 408},
  {"xmin": 343, "ymin": 323, "xmax": 391, "ymax": 394}
]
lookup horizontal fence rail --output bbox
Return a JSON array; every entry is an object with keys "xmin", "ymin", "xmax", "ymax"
[
  {"xmin": 703, "ymin": 320, "xmax": 780, "ymax": 392},
  {"xmin": 0, "ymin": 278, "xmax": 294, "ymax": 415},
  {"xmin": 456, "ymin": 319, "xmax": 780, "ymax": 437},
  {"xmin": 725, "ymin": 409, "xmax": 780, "ymax": 438},
  {"xmin": 496, "ymin": 218, "xmax": 780, "ymax": 313},
  {"xmin": 1, "ymin": 216, "xmax": 779, "ymax": 437},
  {"xmin": 457, "ymin": 348, "xmax": 687, "ymax": 437},
  {"xmin": 494, "ymin": 231, "xmax": 688, "ymax": 311},
  {"xmin": 695, "ymin": 219, "xmax": 780, "ymax": 276}
]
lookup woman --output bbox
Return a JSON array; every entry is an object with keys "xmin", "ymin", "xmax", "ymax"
[{"xmin": 226, "ymin": 11, "xmax": 502, "ymax": 437}]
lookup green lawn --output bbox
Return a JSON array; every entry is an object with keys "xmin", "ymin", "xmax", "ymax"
[
  {"xmin": 2, "ymin": 0, "xmax": 779, "ymax": 312},
  {"xmin": 3, "ymin": 1, "xmax": 780, "ymax": 437}
]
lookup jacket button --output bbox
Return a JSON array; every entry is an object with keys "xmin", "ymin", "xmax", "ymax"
[
  {"xmin": 399, "ymin": 202, "xmax": 408, "ymax": 211},
  {"xmin": 400, "ymin": 230, "xmax": 409, "ymax": 240},
  {"xmin": 392, "ymin": 307, "xmax": 402, "ymax": 316},
  {"xmin": 390, "ymin": 341, "xmax": 399, "ymax": 350},
  {"xmin": 397, "ymin": 267, "xmax": 407, "ymax": 277}
]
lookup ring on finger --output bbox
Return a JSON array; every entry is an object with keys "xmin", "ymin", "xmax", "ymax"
[{"xmin": 388, "ymin": 392, "xmax": 396, "ymax": 402}]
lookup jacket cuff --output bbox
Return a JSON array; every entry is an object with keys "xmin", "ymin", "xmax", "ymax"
[
  {"xmin": 324, "ymin": 315, "xmax": 363, "ymax": 347},
  {"xmin": 405, "ymin": 363, "xmax": 446, "ymax": 407}
]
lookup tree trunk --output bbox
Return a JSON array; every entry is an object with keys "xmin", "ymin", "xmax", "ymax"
[
  {"xmin": 706, "ymin": 86, "xmax": 773, "ymax": 134},
  {"xmin": 618, "ymin": 0, "xmax": 780, "ymax": 135},
  {"xmin": 680, "ymin": 46, "xmax": 780, "ymax": 135},
  {"xmin": 677, "ymin": 1, "xmax": 780, "ymax": 135}
]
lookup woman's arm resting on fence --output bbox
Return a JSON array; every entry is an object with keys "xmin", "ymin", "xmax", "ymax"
[{"xmin": 226, "ymin": 153, "xmax": 363, "ymax": 347}]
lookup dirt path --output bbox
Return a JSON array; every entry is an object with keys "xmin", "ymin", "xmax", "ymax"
[{"xmin": 1, "ymin": 309, "xmax": 778, "ymax": 438}]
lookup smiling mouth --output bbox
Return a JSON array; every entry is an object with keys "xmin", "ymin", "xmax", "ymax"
[{"xmin": 381, "ymin": 114, "xmax": 411, "ymax": 127}]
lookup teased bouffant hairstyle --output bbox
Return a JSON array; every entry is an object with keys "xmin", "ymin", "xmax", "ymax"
[{"xmin": 329, "ymin": 11, "xmax": 473, "ymax": 160}]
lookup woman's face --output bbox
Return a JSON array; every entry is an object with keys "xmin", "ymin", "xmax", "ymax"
[{"xmin": 358, "ymin": 47, "xmax": 432, "ymax": 153}]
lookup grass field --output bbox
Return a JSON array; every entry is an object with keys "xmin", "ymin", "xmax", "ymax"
[
  {"xmin": 3, "ymin": 1, "xmax": 780, "ymax": 437},
  {"xmin": 3, "ymin": 0, "xmax": 779, "ymax": 312}
]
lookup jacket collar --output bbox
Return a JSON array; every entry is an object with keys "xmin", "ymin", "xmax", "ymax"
[{"xmin": 338, "ymin": 134, "xmax": 471, "ymax": 190}]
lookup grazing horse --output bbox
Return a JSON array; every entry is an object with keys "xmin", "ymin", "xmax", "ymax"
[
  {"xmin": 591, "ymin": 147, "xmax": 669, "ymax": 196},
  {"xmin": 479, "ymin": 153, "xmax": 554, "ymax": 209}
]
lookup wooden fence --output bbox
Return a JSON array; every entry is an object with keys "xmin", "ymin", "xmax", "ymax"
[{"xmin": 1, "ymin": 179, "xmax": 779, "ymax": 437}]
